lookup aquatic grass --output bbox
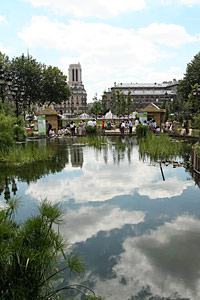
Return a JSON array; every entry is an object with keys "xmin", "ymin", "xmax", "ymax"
[
  {"xmin": 138, "ymin": 134, "xmax": 190, "ymax": 163},
  {"xmin": 0, "ymin": 144, "xmax": 54, "ymax": 166},
  {"xmin": 79, "ymin": 135, "xmax": 107, "ymax": 149}
]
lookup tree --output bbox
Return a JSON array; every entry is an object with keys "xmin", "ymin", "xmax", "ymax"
[
  {"xmin": 41, "ymin": 65, "xmax": 71, "ymax": 107},
  {"xmin": 178, "ymin": 52, "xmax": 200, "ymax": 114},
  {"xmin": 90, "ymin": 93, "xmax": 101, "ymax": 118},
  {"xmin": 101, "ymin": 91, "xmax": 108, "ymax": 115},
  {"xmin": 10, "ymin": 53, "xmax": 43, "ymax": 108},
  {"xmin": 0, "ymin": 199, "xmax": 101, "ymax": 300},
  {"xmin": 126, "ymin": 89, "xmax": 134, "ymax": 116}
]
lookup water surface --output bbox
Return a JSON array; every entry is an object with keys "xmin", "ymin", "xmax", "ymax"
[{"xmin": 0, "ymin": 136, "xmax": 200, "ymax": 300}]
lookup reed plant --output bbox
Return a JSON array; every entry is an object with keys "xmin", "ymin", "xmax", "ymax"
[
  {"xmin": 138, "ymin": 133, "xmax": 188, "ymax": 162},
  {"xmin": 0, "ymin": 143, "xmax": 54, "ymax": 166},
  {"xmin": 79, "ymin": 135, "xmax": 107, "ymax": 149}
]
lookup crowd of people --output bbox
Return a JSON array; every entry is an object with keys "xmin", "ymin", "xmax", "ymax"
[{"xmin": 45, "ymin": 117, "xmax": 190, "ymax": 137}]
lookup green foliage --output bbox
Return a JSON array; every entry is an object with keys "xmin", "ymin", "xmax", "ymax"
[
  {"xmin": 0, "ymin": 143, "xmax": 54, "ymax": 166},
  {"xmin": 164, "ymin": 102, "xmax": 169, "ymax": 122},
  {"xmin": 0, "ymin": 113, "xmax": 18, "ymax": 149},
  {"xmin": 138, "ymin": 134, "xmax": 191, "ymax": 162},
  {"xmin": 178, "ymin": 52, "xmax": 200, "ymax": 114},
  {"xmin": 0, "ymin": 199, "xmax": 86, "ymax": 300},
  {"xmin": 136, "ymin": 124, "xmax": 149, "ymax": 138},
  {"xmin": 41, "ymin": 65, "xmax": 71, "ymax": 107},
  {"xmin": 192, "ymin": 113, "xmax": 200, "ymax": 129},
  {"xmin": 85, "ymin": 125, "xmax": 98, "ymax": 134}
]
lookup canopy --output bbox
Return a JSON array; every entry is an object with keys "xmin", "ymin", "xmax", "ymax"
[
  {"xmin": 104, "ymin": 110, "xmax": 117, "ymax": 119},
  {"xmin": 78, "ymin": 113, "xmax": 91, "ymax": 119},
  {"xmin": 129, "ymin": 111, "xmax": 137, "ymax": 119}
]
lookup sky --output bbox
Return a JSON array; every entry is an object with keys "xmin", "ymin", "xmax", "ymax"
[{"xmin": 0, "ymin": 0, "xmax": 200, "ymax": 102}]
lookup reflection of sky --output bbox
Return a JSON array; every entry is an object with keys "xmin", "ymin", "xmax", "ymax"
[
  {"xmin": 81, "ymin": 215, "xmax": 200, "ymax": 300},
  {"xmin": 25, "ymin": 146, "xmax": 193, "ymax": 204},
  {"xmin": 61, "ymin": 205, "xmax": 145, "ymax": 244},
  {"xmin": 1, "ymin": 138, "xmax": 200, "ymax": 300}
]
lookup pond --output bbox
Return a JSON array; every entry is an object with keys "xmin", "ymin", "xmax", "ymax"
[{"xmin": 0, "ymin": 136, "xmax": 200, "ymax": 300}]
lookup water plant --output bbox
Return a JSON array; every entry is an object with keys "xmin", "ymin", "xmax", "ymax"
[
  {"xmin": 138, "ymin": 133, "xmax": 191, "ymax": 163},
  {"xmin": 0, "ymin": 199, "xmax": 102, "ymax": 300},
  {"xmin": 0, "ymin": 143, "xmax": 54, "ymax": 166}
]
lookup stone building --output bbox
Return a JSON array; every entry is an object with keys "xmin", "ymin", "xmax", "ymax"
[
  {"xmin": 53, "ymin": 63, "xmax": 87, "ymax": 116},
  {"xmin": 106, "ymin": 80, "xmax": 179, "ymax": 111},
  {"xmin": 67, "ymin": 63, "xmax": 87, "ymax": 116}
]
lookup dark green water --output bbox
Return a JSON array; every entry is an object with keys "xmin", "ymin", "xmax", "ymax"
[{"xmin": 0, "ymin": 136, "xmax": 200, "ymax": 300}]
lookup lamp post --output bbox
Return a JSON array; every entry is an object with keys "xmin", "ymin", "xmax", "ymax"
[{"xmin": 0, "ymin": 65, "xmax": 12, "ymax": 104}]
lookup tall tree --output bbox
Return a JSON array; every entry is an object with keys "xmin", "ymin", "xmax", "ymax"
[
  {"xmin": 41, "ymin": 65, "xmax": 71, "ymax": 107},
  {"xmin": 178, "ymin": 52, "xmax": 200, "ymax": 114},
  {"xmin": 10, "ymin": 53, "xmax": 43, "ymax": 108},
  {"xmin": 126, "ymin": 89, "xmax": 134, "ymax": 116}
]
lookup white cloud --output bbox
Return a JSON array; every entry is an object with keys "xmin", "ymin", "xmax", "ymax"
[
  {"xmin": 0, "ymin": 16, "xmax": 7, "ymax": 23},
  {"xmin": 86, "ymin": 215, "xmax": 200, "ymax": 299},
  {"xmin": 139, "ymin": 177, "xmax": 193, "ymax": 199},
  {"xmin": 61, "ymin": 205, "xmax": 145, "ymax": 243},
  {"xmin": 179, "ymin": 0, "xmax": 200, "ymax": 5},
  {"xmin": 138, "ymin": 23, "xmax": 200, "ymax": 47},
  {"xmin": 28, "ymin": 0, "xmax": 147, "ymax": 18},
  {"xmin": 25, "ymin": 146, "xmax": 193, "ymax": 204},
  {"xmin": 18, "ymin": 16, "xmax": 198, "ymax": 100},
  {"xmin": 0, "ymin": 43, "xmax": 10, "ymax": 54}
]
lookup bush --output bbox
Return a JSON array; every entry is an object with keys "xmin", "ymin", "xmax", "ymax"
[
  {"xmin": 0, "ymin": 113, "xmax": 25, "ymax": 149},
  {"xmin": 192, "ymin": 113, "xmax": 200, "ymax": 129},
  {"xmin": 86, "ymin": 125, "xmax": 98, "ymax": 134}
]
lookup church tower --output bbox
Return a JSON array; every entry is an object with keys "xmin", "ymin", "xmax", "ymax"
[{"xmin": 67, "ymin": 63, "xmax": 87, "ymax": 116}]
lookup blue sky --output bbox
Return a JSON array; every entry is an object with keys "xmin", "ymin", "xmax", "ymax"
[{"xmin": 0, "ymin": 0, "xmax": 200, "ymax": 102}]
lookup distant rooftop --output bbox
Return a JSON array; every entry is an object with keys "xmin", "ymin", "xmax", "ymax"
[
  {"xmin": 122, "ymin": 89, "xmax": 176, "ymax": 96},
  {"xmin": 113, "ymin": 80, "xmax": 178, "ymax": 89}
]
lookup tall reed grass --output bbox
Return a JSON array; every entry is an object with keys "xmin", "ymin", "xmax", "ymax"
[{"xmin": 0, "ymin": 144, "xmax": 54, "ymax": 166}]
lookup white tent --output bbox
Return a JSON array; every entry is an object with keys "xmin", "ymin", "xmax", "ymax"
[
  {"xmin": 104, "ymin": 110, "xmax": 117, "ymax": 119},
  {"xmin": 129, "ymin": 111, "xmax": 137, "ymax": 119},
  {"xmin": 78, "ymin": 113, "xmax": 91, "ymax": 119}
]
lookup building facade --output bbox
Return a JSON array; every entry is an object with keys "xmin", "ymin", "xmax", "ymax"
[
  {"xmin": 67, "ymin": 63, "xmax": 87, "ymax": 116},
  {"xmin": 106, "ymin": 80, "xmax": 179, "ymax": 112},
  {"xmin": 53, "ymin": 63, "xmax": 87, "ymax": 116}
]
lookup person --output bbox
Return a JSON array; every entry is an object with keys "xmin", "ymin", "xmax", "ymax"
[
  {"xmin": 78, "ymin": 121, "xmax": 83, "ymax": 136},
  {"xmin": 82, "ymin": 120, "xmax": 86, "ymax": 135},
  {"xmin": 135, "ymin": 118, "xmax": 139, "ymax": 126},
  {"xmin": 49, "ymin": 128, "xmax": 55, "ymax": 137},
  {"xmin": 184, "ymin": 120, "xmax": 189, "ymax": 135},
  {"xmin": 93, "ymin": 119, "xmax": 97, "ymax": 127},
  {"xmin": 102, "ymin": 120, "xmax": 105, "ymax": 133},
  {"xmin": 143, "ymin": 120, "xmax": 147, "ymax": 126},
  {"xmin": 70, "ymin": 121, "xmax": 76, "ymax": 136},
  {"xmin": 156, "ymin": 126, "xmax": 160, "ymax": 134},
  {"xmin": 120, "ymin": 120, "xmax": 125, "ymax": 135},
  {"xmin": 87, "ymin": 119, "xmax": 94, "ymax": 127},
  {"xmin": 46, "ymin": 120, "xmax": 52, "ymax": 137},
  {"xmin": 64, "ymin": 127, "xmax": 71, "ymax": 135},
  {"xmin": 165, "ymin": 120, "xmax": 170, "ymax": 132},
  {"xmin": 58, "ymin": 127, "xmax": 64, "ymax": 136},
  {"xmin": 129, "ymin": 119, "xmax": 133, "ymax": 134}
]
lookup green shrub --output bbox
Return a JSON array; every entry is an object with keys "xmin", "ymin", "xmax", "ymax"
[
  {"xmin": 192, "ymin": 113, "xmax": 200, "ymax": 129},
  {"xmin": 86, "ymin": 125, "xmax": 97, "ymax": 134}
]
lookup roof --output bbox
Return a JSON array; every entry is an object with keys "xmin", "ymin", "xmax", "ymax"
[
  {"xmin": 138, "ymin": 103, "xmax": 166, "ymax": 113},
  {"xmin": 122, "ymin": 89, "xmax": 176, "ymax": 96},
  {"xmin": 36, "ymin": 108, "xmax": 59, "ymax": 116},
  {"xmin": 113, "ymin": 81, "xmax": 179, "ymax": 89}
]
